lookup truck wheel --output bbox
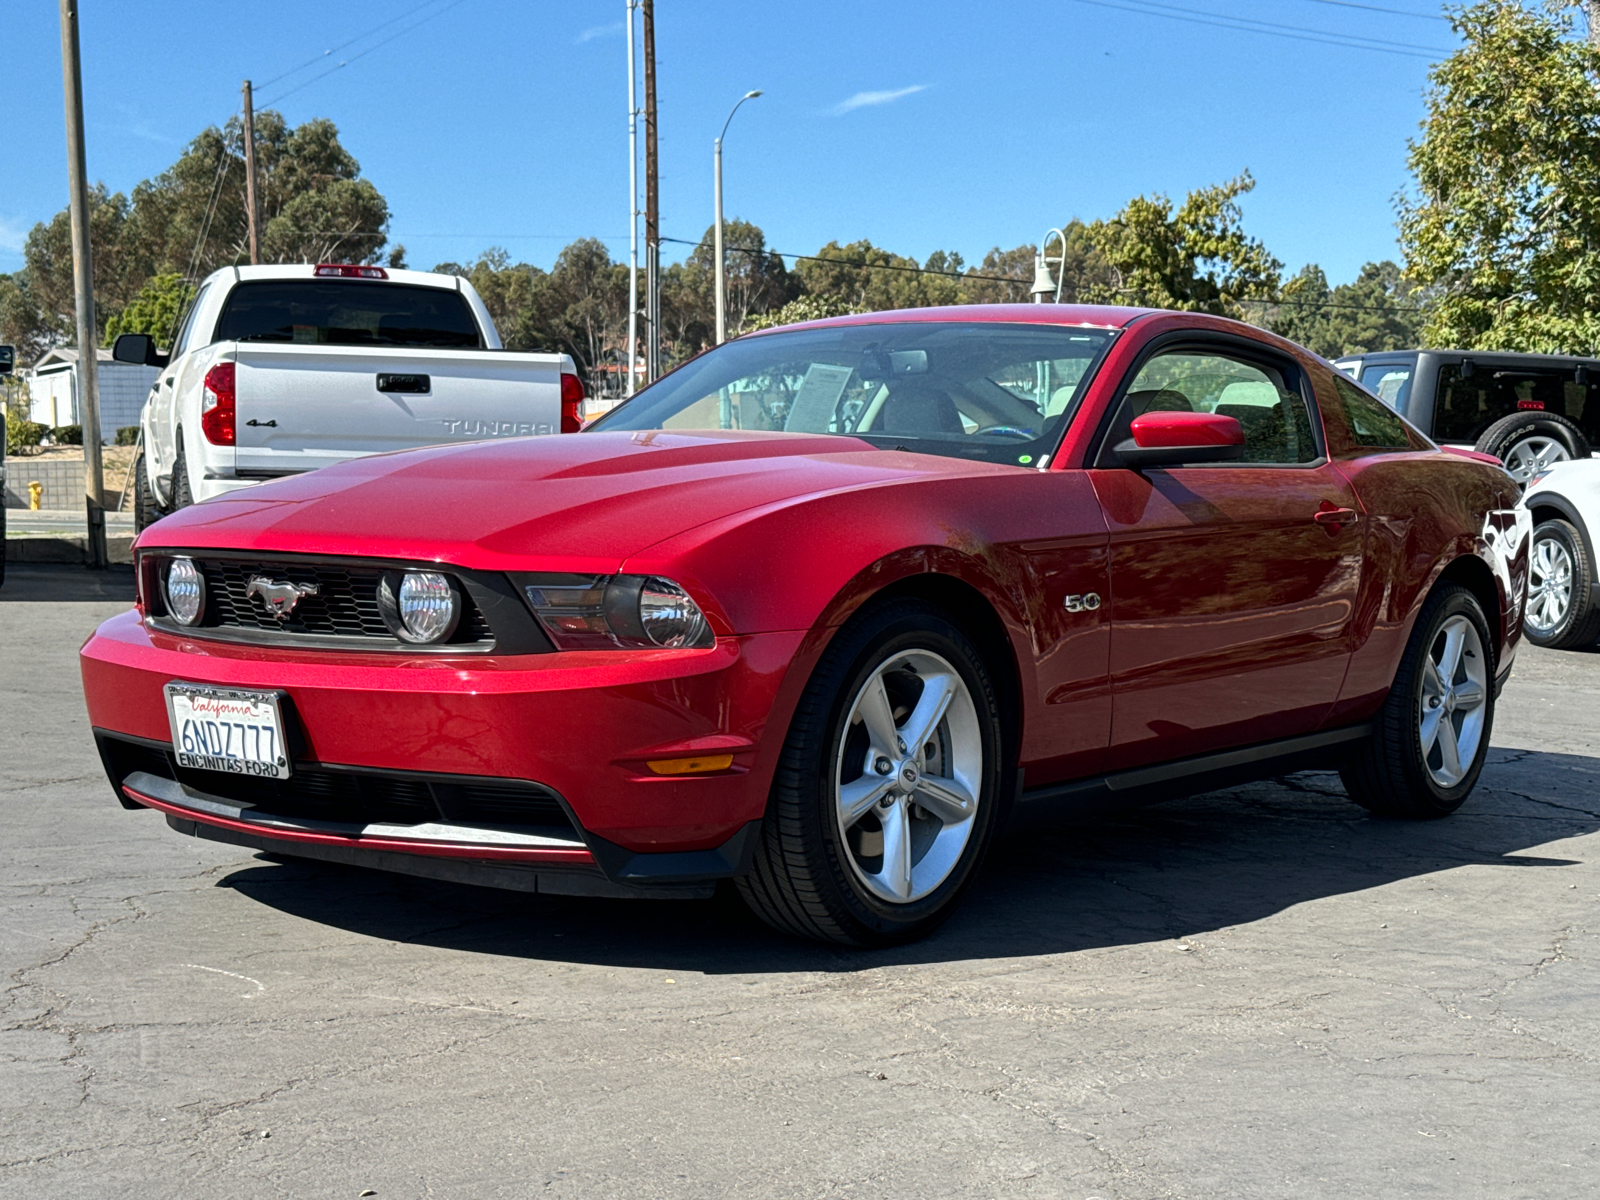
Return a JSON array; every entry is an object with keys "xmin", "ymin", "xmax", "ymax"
[
  {"xmin": 736, "ymin": 599, "xmax": 1004, "ymax": 946},
  {"xmin": 1525, "ymin": 518, "xmax": 1600, "ymax": 650},
  {"xmin": 1341, "ymin": 584, "xmax": 1495, "ymax": 819},
  {"xmin": 133, "ymin": 453, "xmax": 168, "ymax": 532},
  {"xmin": 171, "ymin": 440, "xmax": 194, "ymax": 509},
  {"xmin": 1473, "ymin": 412, "xmax": 1591, "ymax": 488}
]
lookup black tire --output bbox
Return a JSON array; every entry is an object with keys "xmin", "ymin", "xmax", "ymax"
[
  {"xmin": 1341, "ymin": 584, "xmax": 1496, "ymax": 818},
  {"xmin": 1473, "ymin": 412, "xmax": 1591, "ymax": 488},
  {"xmin": 1524, "ymin": 518, "xmax": 1600, "ymax": 650},
  {"xmin": 133, "ymin": 452, "xmax": 168, "ymax": 533},
  {"xmin": 1, "ymin": 496, "xmax": 7, "ymax": 589},
  {"xmin": 171, "ymin": 436, "xmax": 194, "ymax": 509},
  {"xmin": 735, "ymin": 598, "xmax": 1007, "ymax": 946}
]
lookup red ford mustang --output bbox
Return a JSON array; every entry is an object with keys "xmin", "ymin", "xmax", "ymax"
[{"xmin": 81, "ymin": 306, "xmax": 1530, "ymax": 945}]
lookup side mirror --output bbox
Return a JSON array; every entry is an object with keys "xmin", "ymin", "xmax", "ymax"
[
  {"xmin": 112, "ymin": 333, "xmax": 167, "ymax": 368},
  {"xmin": 1115, "ymin": 411, "xmax": 1245, "ymax": 468}
]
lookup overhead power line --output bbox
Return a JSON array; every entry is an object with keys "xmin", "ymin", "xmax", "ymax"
[
  {"xmin": 255, "ymin": 0, "xmax": 446, "ymax": 91},
  {"xmin": 1064, "ymin": 0, "xmax": 1455, "ymax": 57},
  {"xmin": 1292, "ymin": 0, "xmax": 1450, "ymax": 20},
  {"xmin": 257, "ymin": 0, "xmax": 472, "ymax": 108}
]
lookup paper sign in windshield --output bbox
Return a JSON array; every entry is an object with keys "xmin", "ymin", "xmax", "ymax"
[{"xmin": 785, "ymin": 363, "xmax": 855, "ymax": 432}]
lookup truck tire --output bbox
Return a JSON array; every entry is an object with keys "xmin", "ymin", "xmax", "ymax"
[
  {"xmin": 1525, "ymin": 518, "xmax": 1600, "ymax": 650},
  {"xmin": 1340, "ymin": 584, "xmax": 1495, "ymax": 819},
  {"xmin": 736, "ymin": 598, "xmax": 1004, "ymax": 946},
  {"xmin": 1473, "ymin": 412, "xmax": 1591, "ymax": 488},
  {"xmin": 133, "ymin": 453, "xmax": 168, "ymax": 533},
  {"xmin": 171, "ymin": 439, "xmax": 195, "ymax": 509}
]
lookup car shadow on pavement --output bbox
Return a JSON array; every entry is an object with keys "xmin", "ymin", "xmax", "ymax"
[
  {"xmin": 217, "ymin": 747, "xmax": 1600, "ymax": 972},
  {"xmin": 0, "ymin": 562, "xmax": 136, "ymax": 602}
]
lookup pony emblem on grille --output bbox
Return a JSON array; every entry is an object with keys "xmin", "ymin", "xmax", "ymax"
[{"xmin": 245, "ymin": 576, "xmax": 320, "ymax": 620}]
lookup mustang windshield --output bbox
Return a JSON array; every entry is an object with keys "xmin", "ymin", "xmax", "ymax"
[{"xmin": 589, "ymin": 321, "xmax": 1118, "ymax": 466}]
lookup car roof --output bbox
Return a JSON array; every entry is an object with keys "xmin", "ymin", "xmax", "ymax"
[{"xmin": 761, "ymin": 303, "xmax": 1161, "ymax": 334}]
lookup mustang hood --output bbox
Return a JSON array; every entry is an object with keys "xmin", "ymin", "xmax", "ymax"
[{"xmin": 139, "ymin": 430, "xmax": 1004, "ymax": 571}]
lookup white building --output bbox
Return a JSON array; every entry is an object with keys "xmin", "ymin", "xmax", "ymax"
[{"xmin": 28, "ymin": 348, "xmax": 158, "ymax": 443}]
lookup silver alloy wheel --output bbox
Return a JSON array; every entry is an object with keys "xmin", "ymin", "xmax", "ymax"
[
  {"xmin": 1502, "ymin": 435, "xmax": 1571, "ymax": 486},
  {"xmin": 834, "ymin": 649, "xmax": 982, "ymax": 904},
  {"xmin": 1527, "ymin": 534, "xmax": 1574, "ymax": 635},
  {"xmin": 1418, "ymin": 614, "xmax": 1489, "ymax": 788}
]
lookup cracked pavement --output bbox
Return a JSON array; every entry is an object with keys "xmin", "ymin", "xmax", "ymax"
[{"xmin": 2, "ymin": 562, "xmax": 1597, "ymax": 1198}]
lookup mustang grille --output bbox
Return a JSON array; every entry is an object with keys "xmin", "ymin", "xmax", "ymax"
[{"xmin": 187, "ymin": 557, "xmax": 492, "ymax": 645}]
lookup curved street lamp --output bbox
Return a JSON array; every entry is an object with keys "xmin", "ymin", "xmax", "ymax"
[{"xmin": 715, "ymin": 89, "xmax": 763, "ymax": 345}]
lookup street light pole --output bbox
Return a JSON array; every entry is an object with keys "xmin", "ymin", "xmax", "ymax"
[
  {"xmin": 625, "ymin": 0, "xmax": 638, "ymax": 397},
  {"xmin": 714, "ymin": 90, "xmax": 762, "ymax": 345}
]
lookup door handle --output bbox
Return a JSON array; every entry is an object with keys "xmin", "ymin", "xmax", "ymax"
[{"xmin": 1313, "ymin": 504, "xmax": 1360, "ymax": 529}]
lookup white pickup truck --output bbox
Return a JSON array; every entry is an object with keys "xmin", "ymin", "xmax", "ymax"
[{"xmin": 113, "ymin": 263, "xmax": 584, "ymax": 531}]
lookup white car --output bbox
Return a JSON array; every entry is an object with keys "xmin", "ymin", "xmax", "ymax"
[
  {"xmin": 1520, "ymin": 458, "xmax": 1600, "ymax": 649},
  {"xmin": 113, "ymin": 263, "xmax": 584, "ymax": 532}
]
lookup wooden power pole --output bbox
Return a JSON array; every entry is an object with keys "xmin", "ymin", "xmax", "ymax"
[
  {"xmin": 1588, "ymin": 0, "xmax": 1600, "ymax": 47},
  {"xmin": 242, "ymin": 80, "xmax": 261, "ymax": 264},
  {"xmin": 58, "ymin": 0, "xmax": 107, "ymax": 568},
  {"xmin": 642, "ymin": 0, "xmax": 660, "ymax": 382}
]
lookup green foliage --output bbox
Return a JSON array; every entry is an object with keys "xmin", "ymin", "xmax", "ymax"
[
  {"xmin": 1267, "ymin": 261, "xmax": 1428, "ymax": 358},
  {"xmin": 50, "ymin": 425, "xmax": 83, "ymax": 446},
  {"xmin": 14, "ymin": 113, "xmax": 390, "ymax": 356},
  {"xmin": 103, "ymin": 274, "xmax": 193, "ymax": 346},
  {"xmin": 1401, "ymin": 1, "xmax": 1600, "ymax": 352},
  {"xmin": 1084, "ymin": 173, "xmax": 1282, "ymax": 315},
  {"xmin": 5, "ymin": 419, "xmax": 47, "ymax": 455},
  {"xmin": 114, "ymin": 426, "xmax": 141, "ymax": 446},
  {"xmin": 742, "ymin": 293, "xmax": 864, "ymax": 332}
]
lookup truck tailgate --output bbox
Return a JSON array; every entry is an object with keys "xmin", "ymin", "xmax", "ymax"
[{"xmin": 231, "ymin": 345, "xmax": 565, "ymax": 475}]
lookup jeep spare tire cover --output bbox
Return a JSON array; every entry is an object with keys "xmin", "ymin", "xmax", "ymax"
[{"xmin": 1473, "ymin": 411, "xmax": 1592, "ymax": 487}]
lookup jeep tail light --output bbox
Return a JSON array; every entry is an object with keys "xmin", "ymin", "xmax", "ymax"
[
  {"xmin": 560, "ymin": 372, "xmax": 585, "ymax": 433},
  {"xmin": 313, "ymin": 263, "xmax": 388, "ymax": 279},
  {"xmin": 200, "ymin": 362, "xmax": 236, "ymax": 446}
]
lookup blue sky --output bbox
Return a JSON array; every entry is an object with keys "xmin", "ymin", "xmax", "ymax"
[{"xmin": 1, "ymin": 0, "xmax": 1461, "ymax": 286}]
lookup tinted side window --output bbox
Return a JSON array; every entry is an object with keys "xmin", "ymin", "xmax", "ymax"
[
  {"xmin": 1434, "ymin": 366, "xmax": 1600, "ymax": 443},
  {"xmin": 171, "ymin": 283, "xmax": 212, "ymax": 358},
  {"xmin": 215, "ymin": 281, "xmax": 482, "ymax": 348},
  {"xmin": 1359, "ymin": 364, "xmax": 1412, "ymax": 411},
  {"xmin": 1332, "ymin": 376, "xmax": 1415, "ymax": 451},
  {"xmin": 1106, "ymin": 350, "xmax": 1320, "ymax": 465}
]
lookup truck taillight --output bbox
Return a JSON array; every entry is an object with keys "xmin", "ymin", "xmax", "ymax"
[
  {"xmin": 560, "ymin": 372, "xmax": 585, "ymax": 433},
  {"xmin": 201, "ymin": 362, "xmax": 236, "ymax": 446}
]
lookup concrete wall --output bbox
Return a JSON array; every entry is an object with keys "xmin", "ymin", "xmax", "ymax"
[{"xmin": 2, "ymin": 457, "xmax": 128, "ymax": 511}]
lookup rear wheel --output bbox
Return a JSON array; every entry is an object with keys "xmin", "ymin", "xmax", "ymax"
[
  {"xmin": 170, "ymin": 438, "xmax": 194, "ymax": 510},
  {"xmin": 1525, "ymin": 518, "xmax": 1600, "ymax": 650},
  {"xmin": 1341, "ymin": 584, "xmax": 1495, "ymax": 818},
  {"xmin": 1473, "ymin": 412, "xmax": 1590, "ymax": 488},
  {"xmin": 736, "ymin": 599, "xmax": 1004, "ymax": 946},
  {"xmin": 133, "ymin": 452, "xmax": 168, "ymax": 532}
]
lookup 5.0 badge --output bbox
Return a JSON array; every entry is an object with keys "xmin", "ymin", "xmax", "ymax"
[{"xmin": 1063, "ymin": 593, "xmax": 1102, "ymax": 613}]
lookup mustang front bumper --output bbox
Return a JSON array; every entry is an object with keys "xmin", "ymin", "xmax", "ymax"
[{"xmin": 81, "ymin": 610, "xmax": 806, "ymax": 895}]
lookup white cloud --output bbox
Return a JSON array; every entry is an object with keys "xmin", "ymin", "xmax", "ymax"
[
  {"xmin": 832, "ymin": 85, "xmax": 927, "ymax": 115},
  {"xmin": 576, "ymin": 21, "xmax": 624, "ymax": 43}
]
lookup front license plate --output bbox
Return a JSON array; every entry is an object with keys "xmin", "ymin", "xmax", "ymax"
[{"xmin": 164, "ymin": 684, "xmax": 291, "ymax": 779}]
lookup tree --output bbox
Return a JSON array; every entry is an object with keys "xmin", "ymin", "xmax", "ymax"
[
  {"xmin": 1269, "ymin": 261, "xmax": 1428, "ymax": 358},
  {"xmin": 1083, "ymin": 173, "xmax": 1281, "ymax": 314},
  {"xmin": 102, "ymin": 274, "xmax": 194, "ymax": 346},
  {"xmin": 0, "ymin": 272, "xmax": 51, "ymax": 366},
  {"xmin": 743, "ymin": 293, "xmax": 864, "ymax": 332},
  {"xmin": 1401, "ymin": 1, "xmax": 1600, "ymax": 352}
]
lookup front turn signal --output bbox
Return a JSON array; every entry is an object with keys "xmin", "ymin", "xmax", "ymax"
[{"xmin": 645, "ymin": 755, "xmax": 735, "ymax": 776}]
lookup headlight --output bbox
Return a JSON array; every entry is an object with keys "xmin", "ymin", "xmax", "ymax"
[
  {"xmin": 164, "ymin": 557, "xmax": 205, "ymax": 626},
  {"xmin": 518, "ymin": 574, "xmax": 713, "ymax": 650},
  {"xmin": 378, "ymin": 570, "xmax": 461, "ymax": 644}
]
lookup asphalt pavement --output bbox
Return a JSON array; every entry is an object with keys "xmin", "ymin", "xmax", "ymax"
[{"xmin": 2, "ymin": 562, "xmax": 1596, "ymax": 1199}]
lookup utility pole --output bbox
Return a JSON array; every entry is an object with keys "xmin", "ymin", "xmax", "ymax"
[
  {"xmin": 626, "ymin": 1, "xmax": 639, "ymax": 397},
  {"xmin": 242, "ymin": 80, "xmax": 261, "ymax": 265},
  {"xmin": 1588, "ymin": 0, "xmax": 1600, "ymax": 47},
  {"xmin": 642, "ymin": 0, "xmax": 660, "ymax": 382},
  {"xmin": 58, "ymin": 0, "xmax": 106, "ymax": 569}
]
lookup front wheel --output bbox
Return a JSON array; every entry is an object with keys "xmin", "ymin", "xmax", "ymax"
[
  {"xmin": 736, "ymin": 599, "xmax": 1005, "ymax": 946},
  {"xmin": 1341, "ymin": 584, "xmax": 1495, "ymax": 818},
  {"xmin": 133, "ymin": 452, "xmax": 168, "ymax": 533}
]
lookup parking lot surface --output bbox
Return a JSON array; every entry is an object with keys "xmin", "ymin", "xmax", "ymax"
[{"xmin": 3, "ymin": 562, "xmax": 1597, "ymax": 1199}]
